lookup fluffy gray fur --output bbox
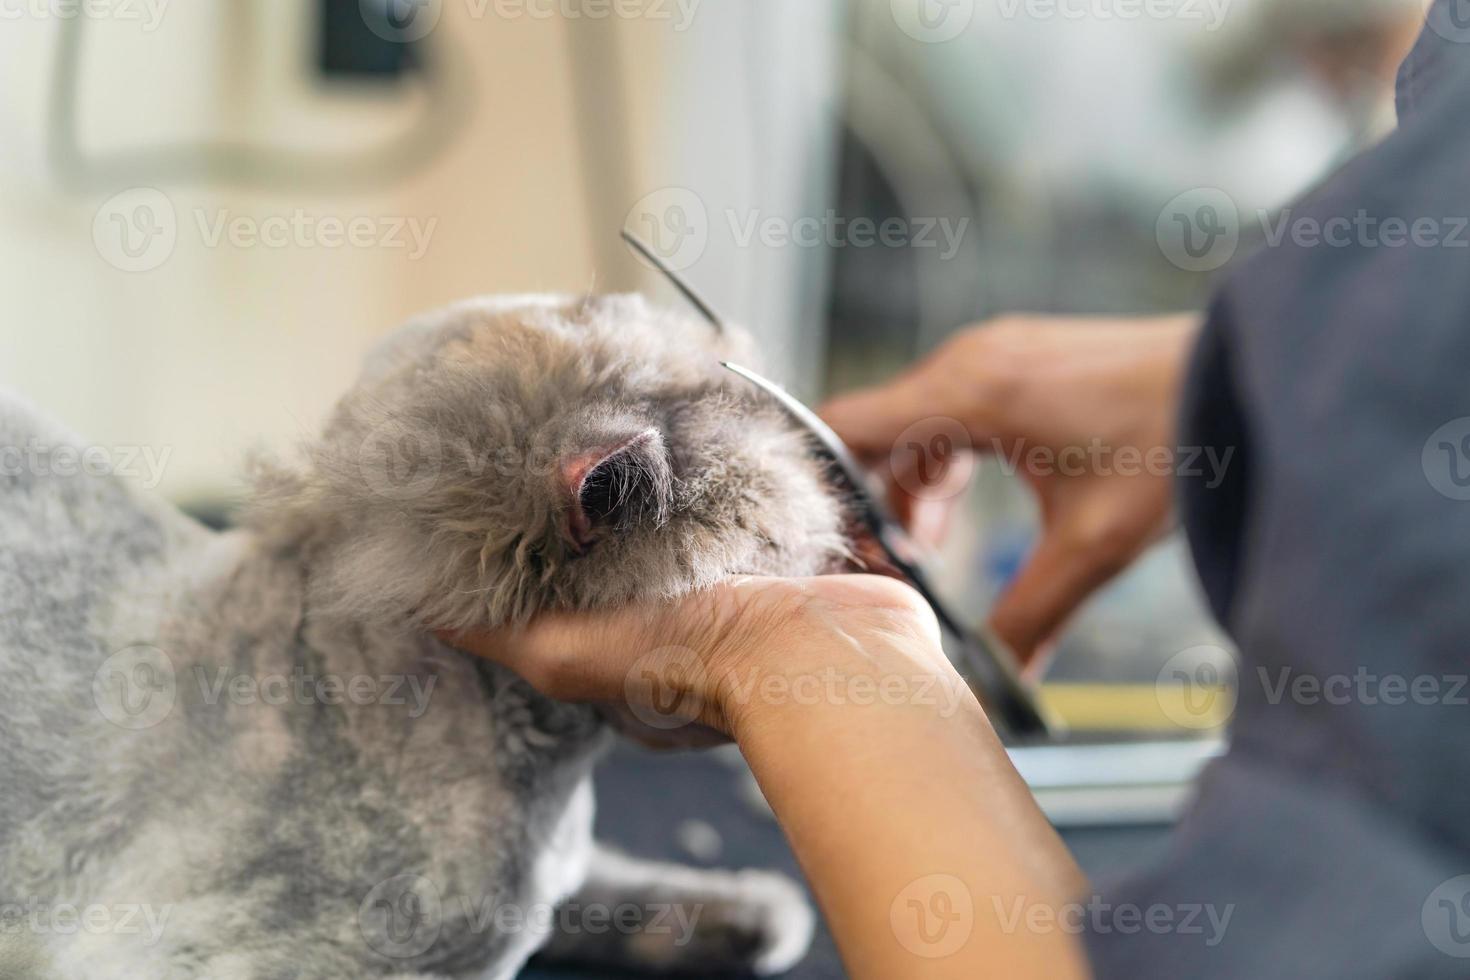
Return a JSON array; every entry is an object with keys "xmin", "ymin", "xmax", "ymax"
[
  {"xmin": 0, "ymin": 294, "xmax": 845, "ymax": 979},
  {"xmin": 251, "ymin": 293, "xmax": 846, "ymax": 631}
]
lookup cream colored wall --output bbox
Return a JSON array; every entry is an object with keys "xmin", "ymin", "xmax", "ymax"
[{"xmin": 0, "ymin": 1, "xmax": 671, "ymax": 502}]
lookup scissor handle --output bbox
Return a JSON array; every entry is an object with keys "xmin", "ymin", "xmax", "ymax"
[{"xmin": 871, "ymin": 521, "xmax": 1055, "ymax": 737}]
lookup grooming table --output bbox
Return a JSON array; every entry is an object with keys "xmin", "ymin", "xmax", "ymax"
[{"xmin": 520, "ymin": 740, "xmax": 1187, "ymax": 979}]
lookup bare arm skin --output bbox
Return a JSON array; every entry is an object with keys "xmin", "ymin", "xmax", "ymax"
[{"xmin": 444, "ymin": 576, "xmax": 1090, "ymax": 979}]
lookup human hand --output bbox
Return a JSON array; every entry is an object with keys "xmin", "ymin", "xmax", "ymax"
[
  {"xmin": 438, "ymin": 575, "xmax": 952, "ymax": 744},
  {"xmin": 440, "ymin": 575, "xmax": 1088, "ymax": 980},
  {"xmin": 820, "ymin": 314, "xmax": 1199, "ymax": 664}
]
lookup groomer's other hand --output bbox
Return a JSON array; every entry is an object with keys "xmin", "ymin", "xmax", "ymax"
[{"xmin": 820, "ymin": 314, "xmax": 1199, "ymax": 664}]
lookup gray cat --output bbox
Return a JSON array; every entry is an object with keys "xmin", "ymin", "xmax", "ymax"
[{"xmin": 0, "ymin": 294, "xmax": 849, "ymax": 979}]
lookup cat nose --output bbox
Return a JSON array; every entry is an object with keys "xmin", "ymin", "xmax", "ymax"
[{"xmin": 558, "ymin": 428, "xmax": 672, "ymax": 552}]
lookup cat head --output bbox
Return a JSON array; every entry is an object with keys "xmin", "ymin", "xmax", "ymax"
[{"xmin": 250, "ymin": 294, "xmax": 848, "ymax": 630}]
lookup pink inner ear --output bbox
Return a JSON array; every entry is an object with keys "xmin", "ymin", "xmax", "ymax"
[{"xmin": 559, "ymin": 429, "xmax": 661, "ymax": 552}]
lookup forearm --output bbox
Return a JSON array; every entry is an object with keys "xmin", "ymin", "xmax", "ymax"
[
  {"xmin": 449, "ymin": 575, "xmax": 1093, "ymax": 975},
  {"xmin": 727, "ymin": 633, "xmax": 1091, "ymax": 979}
]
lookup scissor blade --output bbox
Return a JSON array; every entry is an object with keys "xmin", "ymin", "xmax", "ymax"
[
  {"xmin": 720, "ymin": 360, "xmax": 1055, "ymax": 737},
  {"xmin": 721, "ymin": 362, "xmax": 890, "ymax": 514},
  {"xmin": 619, "ymin": 228, "xmax": 725, "ymax": 333}
]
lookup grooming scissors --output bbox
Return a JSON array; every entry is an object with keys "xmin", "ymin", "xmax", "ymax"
[{"xmin": 620, "ymin": 229, "xmax": 1055, "ymax": 736}]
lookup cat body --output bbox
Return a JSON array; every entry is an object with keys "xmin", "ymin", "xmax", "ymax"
[{"xmin": 0, "ymin": 295, "xmax": 844, "ymax": 978}]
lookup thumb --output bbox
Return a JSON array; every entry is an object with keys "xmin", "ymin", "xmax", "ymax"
[{"xmin": 988, "ymin": 531, "xmax": 1127, "ymax": 665}]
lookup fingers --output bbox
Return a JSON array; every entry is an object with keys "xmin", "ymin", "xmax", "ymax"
[
  {"xmin": 595, "ymin": 703, "xmax": 731, "ymax": 750},
  {"xmin": 436, "ymin": 576, "xmax": 953, "ymax": 747},
  {"xmin": 987, "ymin": 531, "xmax": 1131, "ymax": 665},
  {"xmin": 819, "ymin": 369, "xmax": 944, "ymax": 458},
  {"xmin": 907, "ymin": 497, "xmax": 954, "ymax": 546},
  {"xmin": 437, "ymin": 608, "xmax": 637, "ymax": 703},
  {"xmin": 885, "ymin": 451, "xmax": 973, "ymax": 546},
  {"xmin": 819, "ymin": 323, "xmax": 1011, "ymax": 459},
  {"xmin": 847, "ymin": 531, "xmax": 906, "ymax": 579},
  {"xmin": 438, "ymin": 582, "xmax": 769, "ymax": 707}
]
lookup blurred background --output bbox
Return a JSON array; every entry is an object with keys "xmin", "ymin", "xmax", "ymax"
[{"xmin": 0, "ymin": 0, "xmax": 1426, "ymax": 718}]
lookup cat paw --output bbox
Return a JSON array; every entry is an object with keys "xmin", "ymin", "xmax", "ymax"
[
  {"xmin": 539, "ymin": 858, "xmax": 817, "ymax": 976},
  {"xmin": 702, "ymin": 868, "xmax": 816, "ymax": 976}
]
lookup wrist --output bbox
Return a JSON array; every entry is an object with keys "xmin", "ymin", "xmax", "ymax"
[{"xmin": 715, "ymin": 616, "xmax": 972, "ymax": 745}]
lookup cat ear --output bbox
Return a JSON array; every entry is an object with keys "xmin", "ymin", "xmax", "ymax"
[{"xmin": 560, "ymin": 428, "xmax": 671, "ymax": 552}]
